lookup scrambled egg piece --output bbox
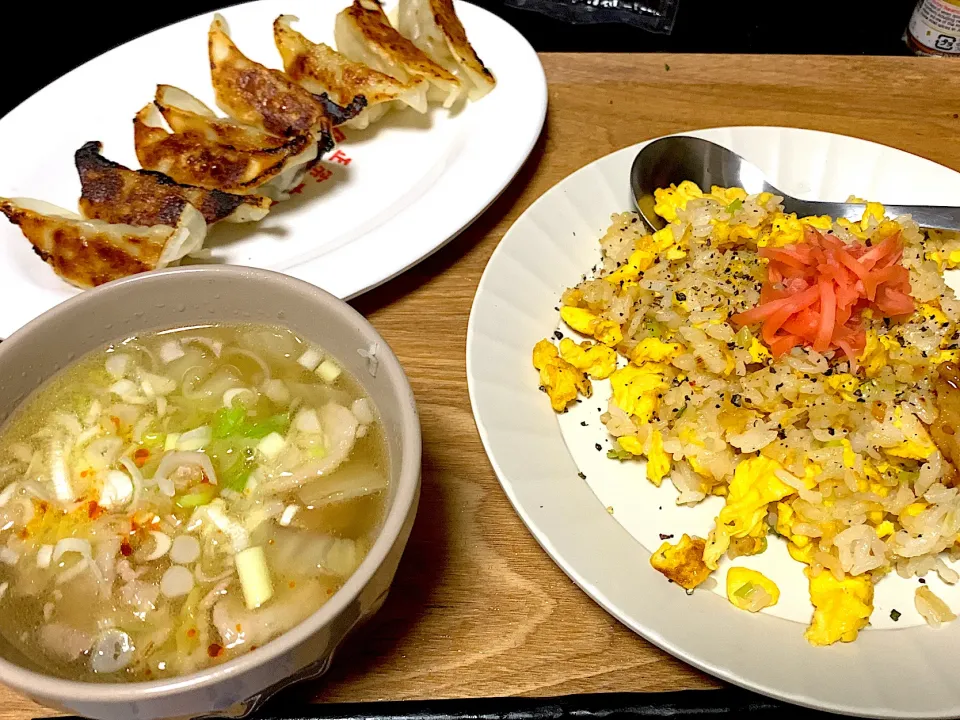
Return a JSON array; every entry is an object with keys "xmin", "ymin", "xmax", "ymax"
[
  {"xmin": 558, "ymin": 338, "xmax": 617, "ymax": 379},
  {"xmin": 902, "ymin": 501, "xmax": 928, "ymax": 518},
  {"xmin": 560, "ymin": 307, "xmax": 622, "ymax": 347},
  {"xmin": 703, "ymin": 456, "xmax": 794, "ymax": 569},
  {"xmin": 755, "ymin": 213, "xmax": 832, "ymax": 248},
  {"xmin": 926, "ymin": 230, "xmax": 960, "ymax": 270},
  {"xmin": 747, "ymin": 337, "xmax": 770, "ymax": 363},
  {"xmin": 617, "ymin": 428, "xmax": 671, "ymax": 486},
  {"xmin": 650, "ymin": 534, "xmax": 711, "ymax": 589},
  {"xmin": 726, "ymin": 567, "xmax": 780, "ymax": 612},
  {"xmin": 839, "ymin": 439, "xmax": 857, "ymax": 469},
  {"xmin": 919, "ymin": 302, "xmax": 948, "ymax": 326},
  {"xmin": 532, "ymin": 340, "xmax": 591, "ymax": 412},
  {"xmin": 859, "ymin": 331, "xmax": 902, "ymax": 379},
  {"xmin": 801, "ymin": 215, "xmax": 833, "ymax": 231},
  {"xmin": 631, "ymin": 338, "xmax": 684, "ymax": 364},
  {"xmin": 804, "ymin": 570, "xmax": 874, "ymax": 646},
  {"xmin": 712, "ymin": 221, "xmax": 762, "ymax": 248},
  {"xmin": 929, "ymin": 251, "xmax": 959, "ymax": 272},
  {"xmin": 610, "ymin": 363, "xmax": 669, "ymax": 423},
  {"xmin": 776, "ymin": 501, "xmax": 815, "ymax": 559},
  {"xmin": 653, "ymin": 181, "xmax": 705, "ymax": 223},
  {"xmin": 605, "ymin": 228, "xmax": 685, "ymax": 285},
  {"xmin": 860, "ymin": 202, "xmax": 886, "ymax": 230},
  {"xmin": 875, "ymin": 520, "xmax": 895, "ymax": 538},
  {"xmin": 886, "ymin": 407, "xmax": 936, "ymax": 461},
  {"xmin": 646, "ymin": 428, "xmax": 670, "ymax": 486},
  {"xmin": 825, "ymin": 373, "xmax": 859, "ymax": 401},
  {"xmin": 605, "ymin": 247, "xmax": 656, "ymax": 285}
]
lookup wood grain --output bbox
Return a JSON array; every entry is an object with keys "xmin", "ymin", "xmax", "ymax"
[{"xmin": 6, "ymin": 53, "xmax": 960, "ymax": 719}]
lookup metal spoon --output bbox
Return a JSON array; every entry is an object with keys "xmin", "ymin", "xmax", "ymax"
[{"xmin": 631, "ymin": 135, "xmax": 960, "ymax": 232}]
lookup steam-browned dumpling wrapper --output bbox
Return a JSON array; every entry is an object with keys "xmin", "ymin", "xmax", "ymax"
[
  {"xmin": 335, "ymin": 0, "xmax": 461, "ymax": 108},
  {"xmin": 209, "ymin": 14, "xmax": 344, "ymax": 140},
  {"xmin": 75, "ymin": 141, "xmax": 272, "ymax": 226},
  {"xmin": 397, "ymin": 0, "xmax": 495, "ymax": 100},
  {"xmin": 157, "ymin": 83, "xmax": 342, "ymax": 157},
  {"xmin": 154, "ymin": 85, "xmax": 294, "ymax": 150},
  {"xmin": 0, "ymin": 197, "xmax": 205, "ymax": 289},
  {"xmin": 275, "ymin": 15, "xmax": 427, "ymax": 130},
  {"xmin": 133, "ymin": 102, "xmax": 318, "ymax": 201}
]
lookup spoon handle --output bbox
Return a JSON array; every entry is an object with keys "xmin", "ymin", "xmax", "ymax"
[
  {"xmin": 884, "ymin": 205, "xmax": 960, "ymax": 232},
  {"xmin": 784, "ymin": 199, "xmax": 960, "ymax": 232}
]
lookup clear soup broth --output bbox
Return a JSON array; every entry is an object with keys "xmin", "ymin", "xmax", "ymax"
[{"xmin": 0, "ymin": 324, "xmax": 387, "ymax": 681}]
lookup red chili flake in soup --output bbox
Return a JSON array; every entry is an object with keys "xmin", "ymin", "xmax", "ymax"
[
  {"xmin": 208, "ymin": 643, "xmax": 224, "ymax": 658},
  {"xmin": 134, "ymin": 448, "xmax": 150, "ymax": 467}
]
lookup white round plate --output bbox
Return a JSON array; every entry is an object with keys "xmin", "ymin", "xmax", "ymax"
[
  {"xmin": 467, "ymin": 126, "xmax": 960, "ymax": 718},
  {"xmin": 0, "ymin": 0, "xmax": 545, "ymax": 338}
]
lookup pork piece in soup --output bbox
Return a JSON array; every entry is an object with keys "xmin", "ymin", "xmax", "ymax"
[{"xmin": 0, "ymin": 324, "xmax": 387, "ymax": 681}]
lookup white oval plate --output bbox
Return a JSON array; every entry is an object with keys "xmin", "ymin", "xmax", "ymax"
[
  {"xmin": 467, "ymin": 126, "xmax": 960, "ymax": 718},
  {"xmin": 0, "ymin": 0, "xmax": 545, "ymax": 338}
]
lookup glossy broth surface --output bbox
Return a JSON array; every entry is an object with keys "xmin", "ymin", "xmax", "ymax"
[{"xmin": 0, "ymin": 324, "xmax": 387, "ymax": 681}]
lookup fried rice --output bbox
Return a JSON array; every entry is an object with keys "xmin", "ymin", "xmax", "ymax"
[{"xmin": 532, "ymin": 182, "xmax": 960, "ymax": 645}]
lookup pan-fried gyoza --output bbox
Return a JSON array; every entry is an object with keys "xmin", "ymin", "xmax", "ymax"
[
  {"xmin": 0, "ymin": 197, "xmax": 205, "ymax": 288},
  {"xmin": 75, "ymin": 141, "xmax": 272, "ymax": 226}
]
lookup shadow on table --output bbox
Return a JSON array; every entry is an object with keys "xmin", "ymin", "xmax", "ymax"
[{"xmin": 350, "ymin": 129, "xmax": 548, "ymax": 318}]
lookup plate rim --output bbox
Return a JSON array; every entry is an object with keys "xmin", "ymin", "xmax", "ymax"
[{"xmin": 467, "ymin": 125, "xmax": 960, "ymax": 719}]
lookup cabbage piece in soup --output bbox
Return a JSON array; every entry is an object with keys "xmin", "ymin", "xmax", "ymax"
[{"xmin": 0, "ymin": 324, "xmax": 387, "ymax": 681}]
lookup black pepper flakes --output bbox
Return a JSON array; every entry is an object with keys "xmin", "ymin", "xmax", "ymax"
[
  {"xmin": 919, "ymin": 578, "xmax": 927, "ymax": 584},
  {"xmin": 595, "ymin": 443, "xmax": 602, "ymax": 452},
  {"xmin": 659, "ymin": 533, "xmax": 674, "ymax": 540},
  {"xmin": 890, "ymin": 609, "xmax": 901, "ymax": 622},
  {"xmin": 553, "ymin": 330, "xmax": 563, "ymax": 341},
  {"xmin": 577, "ymin": 471, "xmax": 586, "ymax": 480},
  {"xmin": 580, "ymin": 421, "xmax": 588, "ymax": 427}
]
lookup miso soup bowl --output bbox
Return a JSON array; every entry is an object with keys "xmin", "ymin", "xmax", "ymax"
[{"xmin": 0, "ymin": 266, "xmax": 421, "ymax": 720}]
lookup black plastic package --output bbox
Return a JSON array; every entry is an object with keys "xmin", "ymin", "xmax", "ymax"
[{"xmin": 503, "ymin": 0, "xmax": 678, "ymax": 32}]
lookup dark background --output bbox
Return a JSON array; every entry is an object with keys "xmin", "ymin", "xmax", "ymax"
[{"xmin": 0, "ymin": 1, "xmax": 920, "ymax": 119}]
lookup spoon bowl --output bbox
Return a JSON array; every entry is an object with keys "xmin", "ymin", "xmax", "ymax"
[{"xmin": 631, "ymin": 136, "xmax": 960, "ymax": 232}]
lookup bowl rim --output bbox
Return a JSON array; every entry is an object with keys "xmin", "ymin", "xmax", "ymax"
[{"xmin": 0, "ymin": 265, "xmax": 422, "ymax": 701}]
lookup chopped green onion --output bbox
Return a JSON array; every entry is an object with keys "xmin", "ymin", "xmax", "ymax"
[
  {"xmin": 607, "ymin": 447, "xmax": 634, "ymax": 461},
  {"xmin": 676, "ymin": 403, "xmax": 688, "ymax": 419},
  {"xmin": 213, "ymin": 404, "xmax": 246, "ymax": 439},
  {"xmin": 733, "ymin": 582, "xmax": 756, "ymax": 599},
  {"xmin": 725, "ymin": 198, "xmax": 743, "ymax": 213},
  {"xmin": 308, "ymin": 445, "xmax": 328, "ymax": 459},
  {"xmin": 243, "ymin": 413, "xmax": 290, "ymax": 440},
  {"xmin": 142, "ymin": 431, "xmax": 165, "ymax": 448},
  {"xmin": 646, "ymin": 321, "xmax": 663, "ymax": 338},
  {"xmin": 176, "ymin": 485, "xmax": 218, "ymax": 508},
  {"xmin": 220, "ymin": 449, "xmax": 256, "ymax": 492},
  {"xmin": 898, "ymin": 470, "xmax": 920, "ymax": 485}
]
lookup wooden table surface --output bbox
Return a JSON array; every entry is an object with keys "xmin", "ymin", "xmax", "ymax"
[{"xmin": 5, "ymin": 53, "xmax": 960, "ymax": 719}]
